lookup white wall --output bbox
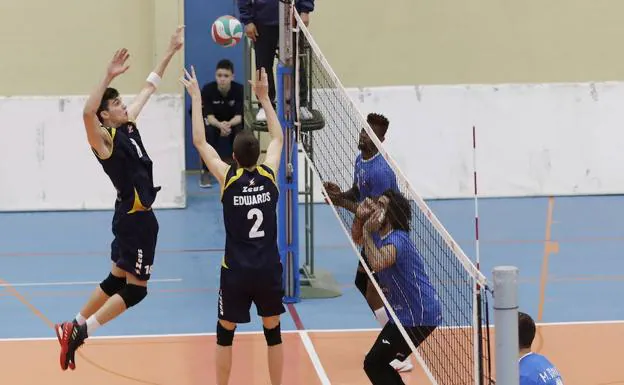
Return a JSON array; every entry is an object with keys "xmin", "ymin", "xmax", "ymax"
[
  {"xmin": 300, "ymin": 82, "xmax": 624, "ymax": 202},
  {"xmin": 0, "ymin": 94, "xmax": 186, "ymax": 211}
]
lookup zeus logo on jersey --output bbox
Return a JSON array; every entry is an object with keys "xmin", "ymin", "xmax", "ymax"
[
  {"xmin": 233, "ymin": 192, "xmax": 272, "ymax": 206},
  {"xmin": 242, "ymin": 185, "xmax": 264, "ymax": 193}
]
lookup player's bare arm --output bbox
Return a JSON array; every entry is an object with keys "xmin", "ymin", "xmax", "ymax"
[
  {"xmin": 127, "ymin": 26, "xmax": 184, "ymax": 121},
  {"xmin": 362, "ymin": 208, "xmax": 397, "ymax": 271},
  {"xmin": 180, "ymin": 65, "xmax": 229, "ymax": 185},
  {"xmin": 352, "ymin": 198, "xmax": 375, "ymax": 245},
  {"xmin": 323, "ymin": 181, "xmax": 360, "ymax": 213},
  {"xmin": 83, "ymin": 49, "xmax": 131, "ymax": 158},
  {"xmin": 252, "ymin": 68, "xmax": 283, "ymax": 173}
]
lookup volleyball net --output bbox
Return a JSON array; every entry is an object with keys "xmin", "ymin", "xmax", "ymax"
[{"xmin": 286, "ymin": 7, "xmax": 495, "ymax": 385}]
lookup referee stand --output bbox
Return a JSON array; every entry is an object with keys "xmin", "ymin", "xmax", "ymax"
[{"xmin": 241, "ymin": 6, "xmax": 341, "ymax": 301}]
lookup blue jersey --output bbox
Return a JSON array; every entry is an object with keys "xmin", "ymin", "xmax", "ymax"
[
  {"xmin": 353, "ymin": 152, "xmax": 398, "ymax": 202},
  {"xmin": 373, "ymin": 230, "xmax": 442, "ymax": 327},
  {"xmin": 520, "ymin": 353, "xmax": 563, "ymax": 385}
]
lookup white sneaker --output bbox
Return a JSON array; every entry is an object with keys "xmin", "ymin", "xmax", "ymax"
[
  {"xmin": 299, "ymin": 106, "xmax": 313, "ymax": 120},
  {"xmin": 390, "ymin": 357, "xmax": 414, "ymax": 373},
  {"xmin": 256, "ymin": 108, "xmax": 266, "ymax": 121}
]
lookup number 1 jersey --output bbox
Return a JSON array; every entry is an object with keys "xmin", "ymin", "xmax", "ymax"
[{"xmin": 221, "ymin": 163, "xmax": 280, "ymax": 270}]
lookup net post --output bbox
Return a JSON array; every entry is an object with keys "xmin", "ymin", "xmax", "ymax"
[
  {"xmin": 493, "ymin": 266, "xmax": 520, "ymax": 385},
  {"xmin": 277, "ymin": 0, "xmax": 300, "ymax": 303}
]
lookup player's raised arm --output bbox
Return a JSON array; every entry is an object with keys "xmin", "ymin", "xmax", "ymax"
[
  {"xmin": 252, "ymin": 68, "xmax": 283, "ymax": 173},
  {"xmin": 127, "ymin": 25, "xmax": 185, "ymax": 121},
  {"xmin": 362, "ymin": 207, "xmax": 397, "ymax": 272},
  {"xmin": 180, "ymin": 66, "xmax": 230, "ymax": 186},
  {"xmin": 83, "ymin": 49, "xmax": 131, "ymax": 158}
]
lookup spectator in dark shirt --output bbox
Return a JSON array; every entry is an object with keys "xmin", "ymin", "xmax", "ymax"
[
  {"xmin": 237, "ymin": 0, "xmax": 314, "ymax": 122},
  {"xmin": 195, "ymin": 59, "xmax": 244, "ymax": 188}
]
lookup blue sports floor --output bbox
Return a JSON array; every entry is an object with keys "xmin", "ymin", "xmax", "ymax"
[{"xmin": 1, "ymin": 174, "xmax": 623, "ymax": 384}]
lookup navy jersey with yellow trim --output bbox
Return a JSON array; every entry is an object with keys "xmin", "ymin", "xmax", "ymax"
[
  {"xmin": 221, "ymin": 163, "xmax": 280, "ymax": 270},
  {"xmin": 93, "ymin": 122, "xmax": 161, "ymax": 219}
]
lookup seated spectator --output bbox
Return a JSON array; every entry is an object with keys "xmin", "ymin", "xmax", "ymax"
[{"xmin": 193, "ymin": 59, "xmax": 244, "ymax": 188}]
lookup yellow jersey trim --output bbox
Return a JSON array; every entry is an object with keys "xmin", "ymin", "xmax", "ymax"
[
  {"xmin": 221, "ymin": 166, "xmax": 244, "ymax": 199},
  {"xmin": 93, "ymin": 127, "xmax": 116, "ymax": 160}
]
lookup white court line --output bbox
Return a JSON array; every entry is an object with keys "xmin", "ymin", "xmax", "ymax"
[
  {"xmin": 0, "ymin": 278, "xmax": 183, "ymax": 288},
  {"xmin": 298, "ymin": 330, "xmax": 332, "ymax": 385},
  {"xmin": 1, "ymin": 320, "xmax": 621, "ymax": 342}
]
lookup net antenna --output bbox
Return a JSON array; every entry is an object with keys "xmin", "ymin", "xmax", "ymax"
[
  {"xmin": 293, "ymin": 9, "xmax": 494, "ymax": 384},
  {"xmin": 472, "ymin": 125, "xmax": 494, "ymax": 385}
]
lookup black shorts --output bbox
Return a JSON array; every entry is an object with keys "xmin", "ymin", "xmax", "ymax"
[
  {"xmin": 358, "ymin": 248, "xmax": 379, "ymax": 282},
  {"xmin": 110, "ymin": 211, "xmax": 159, "ymax": 281},
  {"xmin": 218, "ymin": 264, "xmax": 286, "ymax": 323},
  {"xmin": 367, "ymin": 322, "xmax": 437, "ymax": 366}
]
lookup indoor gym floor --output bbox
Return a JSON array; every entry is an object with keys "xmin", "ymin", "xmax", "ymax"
[{"xmin": 1, "ymin": 174, "xmax": 623, "ymax": 385}]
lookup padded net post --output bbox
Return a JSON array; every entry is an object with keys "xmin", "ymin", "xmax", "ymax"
[
  {"xmin": 277, "ymin": 0, "xmax": 299, "ymax": 303},
  {"xmin": 293, "ymin": 10, "xmax": 494, "ymax": 384}
]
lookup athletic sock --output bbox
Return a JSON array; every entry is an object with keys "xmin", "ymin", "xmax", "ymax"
[
  {"xmin": 75, "ymin": 313, "xmax": 87, "ymax": 325},
  {"xmin": 374, "ymin": 307, "xmax": 389, "ymax": 327},
  {"xmin": 86, "ymin": 315, "xmax": 101, "ymax": 336}
]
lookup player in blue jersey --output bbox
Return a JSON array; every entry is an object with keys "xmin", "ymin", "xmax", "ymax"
[
  {"xmin": 519, "ymin": 312, "xmax": 564, "ymax": 385},
  {"xmin": 181, "ymin": 66, "xmax": 284, "ymax": 385},
  {"xmin": 353, "ymin": 188, "xmax": 441, "ymax": 384},
  {"xmin": 324, "ymin": 114, "xmax": 411, "ymax": 371}
]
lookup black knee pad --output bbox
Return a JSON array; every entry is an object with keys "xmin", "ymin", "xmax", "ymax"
[
  {"xmin": 263, "ymin": 322, "xmax": 282, "ymax": 346},
  {"xmin": 100, "ymin": 273, "xmax": 126, "ymax": 296},
  {"xmin": 118, "ymin": 284, "xmax": 147, "ymax": 308},
  {"xmin": 216, "ymin": 321, "xmax": 236, "ymax": 346},
  {"xmin": 355, "ymin": 270, "xmax": 368, "ymax": 297}
]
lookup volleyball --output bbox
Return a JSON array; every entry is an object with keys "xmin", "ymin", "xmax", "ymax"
[{"xmin": 211, "ymin": 15, "xmax": 243, "ymax": 47}]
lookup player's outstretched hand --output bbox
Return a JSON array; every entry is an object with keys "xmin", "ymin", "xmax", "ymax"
[
  {"xmin": 364, "ymin": 207, "xmax": 385, "ymax": 233},
  {"xmin": 249, "ymin": 68, "xmax": 269, "ymax": 101},
  {"xmin": 179, "ymin": 66, "xmax": 201, "ymax": 99},
  {"xmin": 323, "ymin": 182, "xmax": 342, "ymax": 201},
  {"xmin": 356, "ymin": 198, "xmax": 375, "ymax": 220},
  {"xmin": 107, "ymin": 49, "xmax": 130, "ymax": 79},
  {"xmin": 168, "ymin": 25, "xmax": 185, "ymax": 53}
]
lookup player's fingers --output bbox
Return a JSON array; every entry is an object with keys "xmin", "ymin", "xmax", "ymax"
[{"xmin": 190, "ymin": 65, "xmax": 197, "ymax": 79}]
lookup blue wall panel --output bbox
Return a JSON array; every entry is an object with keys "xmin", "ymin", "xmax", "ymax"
[{"xmin": 183, "ymin": 0, "xmax": 244, "ymax": 170}]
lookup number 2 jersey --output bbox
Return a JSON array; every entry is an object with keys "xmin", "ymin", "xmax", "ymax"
[{"xmin": 221, "ymin": 163, "xmax": 280, "ymax": 270}]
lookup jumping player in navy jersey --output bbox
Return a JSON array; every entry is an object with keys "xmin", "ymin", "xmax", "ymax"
[
  {"xmin": 353, "ymin": 189, "xmax": 442, "ymax": 384},
  {"xmin": 519, "ymin": 312, "xmax": 564, "ymax": 385},
  {"xmin": 323, "ymin": 114, "xmax": 412, "ymax": 371},
  {"xmin": 54, "ymin": 26, "xmax": 185, "ymax": 371},
  {"xmin": 181, "ymin": 66, "xmax": 284, "ymax": 385}
]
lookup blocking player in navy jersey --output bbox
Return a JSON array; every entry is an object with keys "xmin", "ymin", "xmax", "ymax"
[
  {"xmin": 54, "ymin": 27, "xmax": 184, "ymax": 371},
  {"xmin": 519, "ymin": 312, "xmax": 564, "ymax": 385},
  {"xmin": 353, "ymin": 189, "xmax": 442, "ymax": 384},
  {"xmin": 323, "ymin": 114, "xmax": 411, "ymax": 371},
  {"xmin": 181, "ymin": 66, "xmax": 284, "ymax": 385}
]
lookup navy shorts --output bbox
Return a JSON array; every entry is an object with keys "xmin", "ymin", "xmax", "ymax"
[
  {"xmin": 110, "ymin": 211, "xmax": 159, "ymax": 281},
  {"xmin": 218, "ymin": 263, "xmax": 286, "ymax": 323}
]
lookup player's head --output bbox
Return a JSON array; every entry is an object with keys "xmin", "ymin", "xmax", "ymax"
[
  {"xmin": 97, "ymin": 87, "xmax": 128, "ymax": 127},
  {"xmin": 358, "ymin": 113, "xmax": 390, "ymax": 154},
  {"xmin": 215, "ymin": 59, "xmax": 234, "ymax": 90},
  {"xmin": 518, "ymin": 311, "xmax": 536, "ymax": 351},
  {"xmin": 378, "ymin": 189, "xmax": 411, "ymax": 232},
  {"xmin": 232, "ymin": 130, "xmax": 260, "ymax": 169}
]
